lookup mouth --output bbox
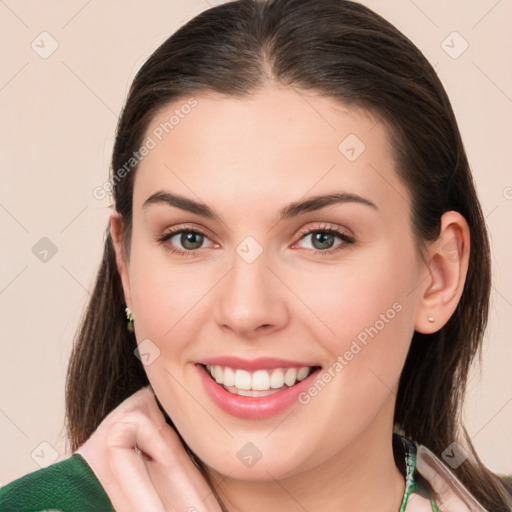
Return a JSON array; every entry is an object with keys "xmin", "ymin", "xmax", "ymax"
[
  {"xmin": 196, "ymin": 361, "xmax": 322, "ymax": 419},
  {"xmin": 203, "ymin": 364, "xmax": 320, "ymax": 397}
]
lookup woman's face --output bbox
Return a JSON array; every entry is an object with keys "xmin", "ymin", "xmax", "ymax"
[{"xmin": 120, "ymin": 85, "xmax": 428, "ymax": 480}]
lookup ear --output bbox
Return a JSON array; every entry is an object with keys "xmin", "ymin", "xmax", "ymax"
[
  {"xmin": 414, "ymin": 211, "xmax": 470, "ymax": 334},
  {"xmin": 110, "ymin": 211, "xmax": 132, "ymax": 310}
]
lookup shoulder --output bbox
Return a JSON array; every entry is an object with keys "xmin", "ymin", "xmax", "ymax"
[{"xmin": 0, "ymin": 453, "xmax": 114, "ymax": 512}]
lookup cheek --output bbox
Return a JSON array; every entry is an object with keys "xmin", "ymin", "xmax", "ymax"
[
  {"xmin": 293, "ymin": 245, "xmax": 418, "ymax": 392},
  {"xmin": 126, "ymin": 244, "xmax": 213, "ymax": 424},
  {"xmin": 127, "ymin": 242, "xmax": 213, "ymax": 347},
  {"xmin": 274, "ymin": 251, "xmax": 418, "ymax": 463}
]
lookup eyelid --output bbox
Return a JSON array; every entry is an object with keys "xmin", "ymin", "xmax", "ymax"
[
  {"xmin": 156, "ymin": 222, "xmax": 214, "ymax": 241},
  {"xmin": 294, "ymin": 222, "xmax": 353, "ymax": 241}
]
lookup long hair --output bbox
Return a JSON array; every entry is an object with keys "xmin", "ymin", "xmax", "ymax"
[{"xmin": 65, "ymin": 0, "xmax": 512, "ymax": 508}]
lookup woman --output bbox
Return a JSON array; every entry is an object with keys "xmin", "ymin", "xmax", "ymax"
[{"xmin": 1, "ymin": 0, "xmax": 511, "ymax": 510}]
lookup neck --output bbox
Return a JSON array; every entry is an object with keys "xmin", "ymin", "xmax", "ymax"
[{"xmin": 206, "ymin": 401, "xmax": 405, "ymax": 512}]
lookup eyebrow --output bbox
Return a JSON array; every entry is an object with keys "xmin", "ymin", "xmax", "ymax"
[{"xmin": 142, "ymin": 190, "xmax": 378, "ymax": 221}]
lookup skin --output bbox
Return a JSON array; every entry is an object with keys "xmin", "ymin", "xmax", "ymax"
[{"xmin": 77, "ymin": 84, "xmax": 470, "ymax": 511}]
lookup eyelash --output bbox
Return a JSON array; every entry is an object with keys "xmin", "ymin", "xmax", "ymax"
[{"xmin": 155, "ymin": 223, "xmax": 355, "ymax": 257}]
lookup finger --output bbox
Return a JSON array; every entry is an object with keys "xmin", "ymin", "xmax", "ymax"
[
  {"xmin": 75, "ymin": 386, "xmax": 168, "ymax": 511},
  {"xmin": 147, "ymin": 426, "xmax": 223, "ymax": 512},
  {"xmin": 77, "ymin": 386, "xmax": 222, "ymax": 512},
  {"xmin": 107, "ymin": 417, "xmax": 167, "ymax": 512},
  {"xmin": 120, "ymin": 396, "xmax": 222, "ymax": 512}
]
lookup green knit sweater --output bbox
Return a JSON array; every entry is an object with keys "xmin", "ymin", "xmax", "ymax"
[{"xmin": 0, "ymin": 454, "xmax": 114, "ymax": 512}]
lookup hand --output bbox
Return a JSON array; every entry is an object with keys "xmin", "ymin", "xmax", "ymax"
[{"xmin": 75, "ymin": 385, "xmax": 223, "ymax": 512}]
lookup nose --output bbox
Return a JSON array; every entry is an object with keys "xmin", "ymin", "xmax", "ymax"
[{"xmin": 214, "ymin": 247, "xmax": 289, "ymax": 339}]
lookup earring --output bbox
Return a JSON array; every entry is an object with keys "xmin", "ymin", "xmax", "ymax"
[
  {"xmin": 125, "ymin": 307, "xmax": 134, "ymax": 332},
  {"xmin": 428, "ymin": 316, "xmax": 435, "ymax": 323}
]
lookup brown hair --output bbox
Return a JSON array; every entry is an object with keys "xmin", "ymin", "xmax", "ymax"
[{"xmin": 65, "ymin": 0, "xmax": 512, "ymax": 508}]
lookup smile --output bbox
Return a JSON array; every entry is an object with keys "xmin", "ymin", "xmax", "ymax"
[
  {"xmin": 196, "ymin": 359, "xmax": 322, "ymax": 420},
  {"xmin": 205, "ymin": 364, "xmax": 314, "ymax": 397}
]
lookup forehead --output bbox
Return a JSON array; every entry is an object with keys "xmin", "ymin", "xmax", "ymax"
[{"xmin": 133, "ymin": 85, "xmax": 409, "ymax": 221}]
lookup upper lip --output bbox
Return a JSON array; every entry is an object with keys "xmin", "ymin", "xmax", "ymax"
[{"xmin": 197, "ymin": 356, "xmax": 321, "ymax": 371}]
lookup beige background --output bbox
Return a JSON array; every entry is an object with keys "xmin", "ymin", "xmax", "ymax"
[{"xmin": 0, "ymin": 0, "xmax": 511, "ymax": 485}]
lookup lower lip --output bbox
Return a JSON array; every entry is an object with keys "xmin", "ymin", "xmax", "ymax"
[{"xmin": 196, "ymin": 364, "xmax": 321, "ymax": 420}]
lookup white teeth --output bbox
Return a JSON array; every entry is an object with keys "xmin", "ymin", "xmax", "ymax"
[
  {"xmin": 284, "ymin": 368, "xmax": 298, "ymax": 386},
  {"xmin": 205, "ymin": 365, "xmax": 314, "ymax": 392},
  {"xmin": 223, "ymin": 366, "xmax": 235, "ymax": 387},
  {"xmin": 252, "ymin": 370, "xmax": 270, "ymax": 391},
  {"xmin": 270, "ymin": 368, "xmax": 285, "ymax": 389},
  {"xmin": 297, "ymin": 367, "xmax": 310, "ymax": 381},
  {"xmin": 234, "ymin": 369, "xmax": 252, "ymax": 390}
]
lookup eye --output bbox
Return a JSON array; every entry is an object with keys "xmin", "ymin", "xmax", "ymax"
[
  {"xmin": 294, "ymin": 224, "xmax": 354, "ymax": 255},
  {"xmin": 155, "ymin": 225, "xmax": 217, "ymax": 256},
  {"xmin": 156, "ymin": 223, "xmax": 354, "ymax": 257}
]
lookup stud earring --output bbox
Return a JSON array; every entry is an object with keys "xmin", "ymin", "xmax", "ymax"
[
  {"xmin": 125, "ymin": 307, "xmax": 134, "ymax": 332},
  {"xmin": 428, "ymin": 316, "xmax": 435, "ymax": 323}
]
